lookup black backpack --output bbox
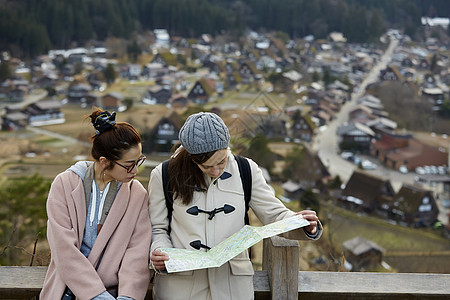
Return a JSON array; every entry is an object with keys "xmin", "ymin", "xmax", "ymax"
[{"xmin": 162, "ymin": 155, "xmax": 252, "ymax": 233}]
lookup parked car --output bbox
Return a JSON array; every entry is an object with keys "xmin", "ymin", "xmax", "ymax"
[
  {"xmin": 341, "ymin": 151, "xmax": 354, "ymax": 160},
  {"xmin": 361, "ymin": 160, "xmax": 377, "ymax": 170},
  {"xmin": 353, "ymin": 155, "xmax": 361, "ymax": 165},
  {"xmin": 443, "ymin": 199, "xmax": 450, "ymax": 209},
  {"xmin": 399, "ymin": 165, "xmax": 408, "ymax": 174},
  {"xmin": 438, "ymin": 166, "xmax": 447, "ymax": 175},
  {"xmin": 415, "ymin": 166, "xmax": 426, "ymax": 175}
]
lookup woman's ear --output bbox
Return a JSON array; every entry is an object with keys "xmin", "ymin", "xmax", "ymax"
[{"xmin": 99, "ymin": 156, "xmax": 109, "ymax": 169}]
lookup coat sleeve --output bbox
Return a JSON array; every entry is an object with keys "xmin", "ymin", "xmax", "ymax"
[
  {"xmin": 148, "ymin": 165, "xmax": 174, "ymax": 253},
  {"xmin": 246, "ymin": 159, "xmax": 322, "ymax": 241},
  {"xmin": 46, "ymin": 173, "xmax": 107, "ymax": 299},
  {"xmin": 117, "ymin": 184, "xmax": 151, "ymax": 299}
]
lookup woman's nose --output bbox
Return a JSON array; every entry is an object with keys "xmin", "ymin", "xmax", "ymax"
[{"xmin": 210, "ymin": 166, "xmax": 221, "ymax": 176}]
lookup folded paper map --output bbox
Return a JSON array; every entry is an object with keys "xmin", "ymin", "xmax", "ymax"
[{"xmin": 160, "ymin": 215, "xmax": 310, "ymax": 273}]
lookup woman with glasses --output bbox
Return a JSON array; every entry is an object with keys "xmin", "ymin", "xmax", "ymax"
[
  {"xmin": 40, "ymin": 108, "xmax": 151, "ymax": 300},
  {"xmin": 148, "ymin": 112, "xmax": 322, "ymax": 300}
]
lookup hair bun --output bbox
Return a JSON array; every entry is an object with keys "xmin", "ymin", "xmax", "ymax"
[{"xmin": 93, "ymin": 111, "xmax": 116, "ymax": 135}]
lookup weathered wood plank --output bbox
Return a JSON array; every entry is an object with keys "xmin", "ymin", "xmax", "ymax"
[
  {"xmin": 298, "ymin": 271, "xmax": 450, "ymax": 295},
  {"xmin": 0, "ymin": 266, "xmax": 47, "ymax": 299},
  {"xmin": 262, "ymin": 236, "xmax": 299, "ymax": 300},
  {"xmin": 1, "ymin": 267, "xmax": 449, "ymax": 299}
]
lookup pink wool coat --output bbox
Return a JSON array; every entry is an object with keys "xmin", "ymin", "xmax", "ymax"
[{"xmin": 40, "ymin": 169, "xmax": 151, "ymax": 300}]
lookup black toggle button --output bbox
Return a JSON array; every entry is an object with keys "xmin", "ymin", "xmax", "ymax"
[
  {"xmin": 190, "ymin": 240, "xmax": 211, "ymax": 250},
  {"xmin": 186, "ymin": 204, "xmax": 235, "ymax": 219}
]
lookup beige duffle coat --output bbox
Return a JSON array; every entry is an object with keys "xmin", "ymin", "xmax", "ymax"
[
  {"xmin": 40, "ymin": 166, "xmax": 151, "ymax": 300},
  {"xmin": 148, "ymin": 151, "xmax": 322, "ymax": 300}
]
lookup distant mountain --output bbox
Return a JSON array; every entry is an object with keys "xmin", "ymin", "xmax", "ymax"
[{"xmin": 0, "ymin": 0, "xmax": 449, "ymax": 58}]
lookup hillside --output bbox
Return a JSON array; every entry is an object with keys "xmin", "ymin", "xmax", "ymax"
[{"xmin": 1, "ymin": 0, "xmax": 449, "ymax": 57}]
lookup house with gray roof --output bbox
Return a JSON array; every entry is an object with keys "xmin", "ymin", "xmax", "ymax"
[{"xmin": 343, "ymin": 236, "xmax": 385, "ymax": 271}]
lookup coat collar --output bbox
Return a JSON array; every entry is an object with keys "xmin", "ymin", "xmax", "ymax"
[
  {"xmin": 71, "ymin": 181, "xmax": 87, "ymax": 244},
  {"xmin": 219, "ymin": 171, "xmax": 232, "ymax": 180}
]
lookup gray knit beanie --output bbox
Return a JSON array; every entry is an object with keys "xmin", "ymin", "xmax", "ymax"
[{"xmin": 179, "ymin": 112, "xmax": 230, "ymax": 154}]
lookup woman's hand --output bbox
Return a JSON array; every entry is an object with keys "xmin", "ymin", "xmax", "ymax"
[
  {"xmin": 295, "ymin": 210, "xmax": 320, "ymax": 234},
  {"xmin": 150, "ymin": 249, "xmax": 169, "ymax": 271}
]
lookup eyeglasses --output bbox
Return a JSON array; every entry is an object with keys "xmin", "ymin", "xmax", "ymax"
[{"xmin": 112, "ymin": 155, "xmax": 146, "ymax": 173}]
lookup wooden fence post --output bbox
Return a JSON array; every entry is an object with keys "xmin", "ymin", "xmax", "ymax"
[{"xmin": 262, "ymin": 236, "xmax": 299, "ymax": 300}]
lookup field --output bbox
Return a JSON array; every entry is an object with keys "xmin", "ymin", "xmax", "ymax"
[
  {"xmin": 246, "ymin": 199, "xmax": 450, "ymax": 274},
  {"xmin": 311, "ymin": 202, "xmax": 450, "ymax": 273}
]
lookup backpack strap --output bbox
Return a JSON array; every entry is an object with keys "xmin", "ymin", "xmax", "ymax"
[
  {"xmin": 234, "ymin": 155, "xmax": 252, "ymax": 225},
  {"xmin": 161, "ymin": 159, "xmax": 173, "ymax": 233}
]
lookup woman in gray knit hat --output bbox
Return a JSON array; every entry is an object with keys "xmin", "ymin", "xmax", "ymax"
[{"xmin": 148, "ymin": 112, "xmax": 322, "ymax": 300}]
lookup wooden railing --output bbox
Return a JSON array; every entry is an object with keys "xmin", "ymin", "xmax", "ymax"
[{"xmin": 1, "ymin": 236, "xmax": 449, "ymax": 300}]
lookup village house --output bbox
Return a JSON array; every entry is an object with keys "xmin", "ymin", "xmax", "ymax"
[
  {"xmin": 336, "ymin": 121, "xmax": 375, "ymax": 152},
  {"xmin": 0, "ymin": 78, "xmax": 29, "ymax": 102},
  {"xmin": 1, "ymin": 111, "xmax": 28, "ymax": 130},
  {"xmin": 379, "ymin": 65, "xmax": 403, "ymax": 81},
  {"xmin": 34, "ymin": 73, "xmax": 58, "ymax": 89},
  {"xmin": 255, "ymin": 115, "xmax": 287, "ymax": 139},
  {"xmin": 143, "ymin": 111, "xmax": 183, "ymax": 155},
  {"xmin": 271, "ymin": 70, "xmax": 303, "ymax": 93},
  {"xmin": 142, "ymin": 62, "xmax": 170, "ymax": 79},
  {"xmin": 142, "ymin": 85, "xmax": 172, "ymax": 105},
  {"xmin": 87, "ymin": 72, "xmax": 107, "ymax": 92},
  {"xmin": 67, "ymin": 82, "xmax": 92, "ymax": 104},
  {"xmin": 371, "ymin": 129, "xmax": 448, "ymax": 171},
  {"xmin": 343, "ymin": 236, "xmax": 385, "ymax": 271},
  {"xmin": 187, "ymin": 78, "xmax": 215, "ymax": 105},
  {"xmin": 239, "ymin": 60, "xmax": 263, "ymax": 84},
  {"xmin": 422, "ymin": 87, "xmax": 445, "ymax": 110},
  {"xmin": 340, "ymin": 171, "xmax": 396, "ymax": 213},
  {"xmin": 365, "ymin": 117, "xmax": 397, "ymax": 136},
  {"xmin": 282, "ymin": 180, "xmax": 305, "ymax": 202},
  {"xmin": 290, "ymin": 113, "xmax": 315, "ymax": 142},
  {"xmin": 280, "ymin": 148, "xmax": 331, "ymax": 195},
  {"xmin": 101, "ymin": 92, "xmax": 126, "ymax": 112},
  {"xmin": 310, "ymin": 109, "xmax": 332, "ymax": 127},
  {"xmin": 168, "ymin": 94, "xmax": 189, "ymax": 109},
  {"xmin": 348, "ymin": 105, "xmax": 377, "ymax": 123},
  {"xmin": 22, "ymin": 100, "xmax": 65, "ymax": 126},
  {"xmin": 380, "ymin": 184, "xmax": 439, "ymax": 227},
  {"xmin": 151, "ymin": 51, "xmax": 178, "ymax": 67}
]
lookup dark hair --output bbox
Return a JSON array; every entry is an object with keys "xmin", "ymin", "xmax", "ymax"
[
  {"xmin": 168, "ymin": 144, "xmax": 215, "ymax": 205},
  {"xmin": 87, "ymin": 107, "xmax": 141, "ymax": 170}
]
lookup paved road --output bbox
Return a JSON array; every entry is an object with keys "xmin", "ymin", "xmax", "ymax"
[{"xmin": 311, "ymin": 38, "xmax": 415, "ymax": 190}]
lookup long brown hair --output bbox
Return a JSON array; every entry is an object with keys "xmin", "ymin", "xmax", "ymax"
[
  {"xmin": 87, "ymin": 107, "xmax": 141, "ymax": 170},
  {"xmin": 168, "ymin": 145, "xmax": 216, "ymax": 205}
]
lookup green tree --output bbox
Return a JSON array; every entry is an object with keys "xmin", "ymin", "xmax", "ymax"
[
  {"xmin": 0, "ymin": 174, "xmax": 51, "ymax": 265},
  {"xmin": 438, "ymin": 100, "xmax": 450, "ymax": 119},
  {"xmin": 103, "ymin": 63, "xmax": 117, "ymax": 85},
  {"xmin": 127, "ymin": 40, "xmax": 141, "ymax": 62},
  {"xmin": 282, "ymin": 146, "xmax": 304, "ymax": 181},
  {"xmin": 247, "ymin": 134, "xmax": 275, "ymax": 171},
  {"xmin": 312, "ymin": 71, "xmax": 320, "ymax": 82},
  {"xmin": 322, "ymin": 69, "xmax": 333, "ymax": 87},
  {"xmin": 267, "ymin": 72, "xmax": 283, "ymax": 87},
  {"xmin": 430, "ymin": 54, "xmax": 437, "ymax": 72},
  {"xmin": 328, "ymin": 175, "xmax": 342, "ymax": 190},
  {"xmin": 123, "ymin": 98, "xmax": 134, "ymax": 111},
  {"xmin": 300, "ymin": 189, "xmax": 320, "ymax": 213},
  {"xmin": 368, "ymin": 9, "xmax": 385, "ymax": 43},
  {"xmin": 45, "ymin": 86, "xmax": 57, "ymax": 97},
  {"xmin": 0, "ymin": 60, "xmax": 12, "ymax": 81}
]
